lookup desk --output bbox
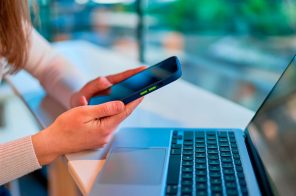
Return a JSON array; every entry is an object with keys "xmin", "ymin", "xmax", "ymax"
[{"xmin": 6, "ymin": 41, "xmax": 254, "ymax": 195}]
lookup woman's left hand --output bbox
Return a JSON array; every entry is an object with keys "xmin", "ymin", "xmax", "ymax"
[{"xmin": 70, "ymin": 66, "xmax": 146, "ymax": 108}]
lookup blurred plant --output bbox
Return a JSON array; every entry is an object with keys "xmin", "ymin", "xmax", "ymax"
[{"xmin": 148, "ymin": 0, "xmax": 296, "ymax": 36}]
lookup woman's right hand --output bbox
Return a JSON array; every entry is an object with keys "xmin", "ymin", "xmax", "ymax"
[{"xmin": 32, "ymin": 99, "xmax": 142, "ymax": 165}]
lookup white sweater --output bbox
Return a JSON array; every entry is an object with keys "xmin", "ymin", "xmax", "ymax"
[{"xmin": 0, "ymin": 29, "xmax": 88, "ymax": 185}]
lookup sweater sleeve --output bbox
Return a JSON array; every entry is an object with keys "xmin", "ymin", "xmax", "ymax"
[
  {"xmin": 24, "ymin": 29, "xmax": 88, "ymax": 109},
  {"xmin": 0, "ymin": 136, "xmax": 41, "ymax": 185}
]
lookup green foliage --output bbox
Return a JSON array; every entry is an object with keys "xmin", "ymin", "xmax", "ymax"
[{"xmin": 148, "ymin": 0, "xmax": 296, "ymax": 35}]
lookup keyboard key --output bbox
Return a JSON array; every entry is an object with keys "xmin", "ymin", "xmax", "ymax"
[
  {"xmin": 182, "ymin": 161, "xmax": 193, "ymax": 167},
  {"xmin": 219, "ymin": 138, "xmax": 228, "ymax": 142},
  {"xmin": 196, "ymin": 132, "xmax": 205, "ymax": 137},
  {"xmin": 241, "ymin": 186, "xmax": 248, "ymax": 195},
  {"xmin": 207, "ymin": 131, "xmax": 216, "ymax": 136},
  {"xmin": 231, "ymin": 143, "xmax": 238, "ymax": 148},
  {"xmin": 224, "ymin": 175, "xmax": 236, "ymax": 182},
  {"xmin": 234, "ymin": 160, "xmax": 242, "ymax": 166},
  {"xmin": 209, "ymin": 165, "xmax": 220, "ymax": 171},
  {"xmin": 219, "ymin": 142, "xmax": 229, "ymax": 147},
  {"xmin": 227, "ymin": 188, "xmax": 238, "ymax": 195},
  {"xmin": 236, "ymin": 165, "xmax": 243, "ymax": 172},
  {"xmin": 182, "ymin": 167, "xmax": 193, "ymax": 173},
  {"xmin": 208, "ymin": 149, "xmax": 218, "ymax": 154},
  {"xmin": 166, "ymin": 155, "xmax": 181, "ymax": 185},
  {"xmin": 196, "ymin": 182, "xmax": 207, "ymax": 190},
  {"xmin": 196, "ymin": 164, "xmax": 207, "ymax": 170},
  {"xmin": 183, "ymin": 150, "xmax": 193, "ymax": 155},
  {"xmin": 208, "ymin": 160, "xmax": 220, "ymax": 165},
  {"xmin": 207, "ymin": 136, "xmax": 216, "ymax": 140},
  {"xmin": 172, "ymin": 139, "xmax": 177, "ymax": 144},
  {"xmin": 220, "ymin": 152, "xmax": 231, "ymax": 157},
  {"xmin": 182, "ymin": 185, "xmax": 192, "ymax": 193},
  {"xmin": 172, "ymin": 130, "xmax": 178, "ymax": 135},
  {"xmin": 196, "ymin": 176, "xmax": 207, "ymax": 182},
  {"xmin": 233, "ymin": 153, "xmax": 240, "ymax": 160},
  {"xmin": 223, "ymin": 168, "xmax": 235, "ymax": 175},
  {"xmin": 184, "ymin": 131, "xmax": 194, "ymax": 140},
  {"xmin": 171, "ymin": 149, "xmax": 181, "ymax": 155},
  {"xmin": 166, "ymin": 185, "xmax": 178, "ymax": 194},
  {"xmin": 195, "ymin": 138, "xmax": 205, "ymax": 143},
  {"xmin": 239, "ymin": 178, "xmax": 247, "ymax": 186},
  {"xmin": 222, "ymin": 163, "xmax": 233, "ymax": 168},
  {"xmin": 196, "ymin": 190, "xmax": 207, "ymax": 196},
  {"xmin": 196, "ymin": 143, "xmax": 206, "ymax": 148},
  {"xmin": 182, "ymin": 173, "xmax": 193, "ymax": 179},
  {"xmin": 171, "ymin": 144, "xmax": 182, "ymax": 149},
  {"xmin": 209, "ymin": 154, "xmax": 219, "ymax": 160},
  {"xmin": 211, "ymin": 185, "xmax": 222, "ymax": 193},
  {"xmin": 207, "ymin": 140, "xmax": 217, "ymax": 144},
  {"xmin": 220, "ymin": 147, "xmax": 230, "ymax": 152},
  {"xmin": 172, "ymin": 135, "xmax": 182, "ymax": 140},
  {"xmin": 183, "ymin": 141, "xmax": 193, "ymax": 146},
  {"xmin": 196, "ymin": 158, "xmax": 206, "ymax": 164},
  {"xmin": 229, "ymin": 136, "xmax": 235, "ymax": 141},
  {"xmin": 196, "ymin": 153, "xmax": 206, "ymax": 158},
  {"xmin": 196, "ymin": 169, "xmax": 207, "ymax": 176},
  {"xmin": 207, "ymin": 145, "xmax": 218, "ymax": 149},
  {"xmin": 221, "ymin": 157, "xmax": 232, "ymax": 162},
  {"xmin": 196, "ymin": 148, "xmax": 206, "ymax": 153},
  {"xmin": 183, "ymin": 146, "xmax": 193, "ymax": 150},
  {"xmin": 182, "ymin": 179, "xmax": 193, "ymax": 186},
  {"xmin": 209, "ymin": 172, "xmax": 221, "ymax": 178},
  {"xmin": 226, "ymin": 181, "xmax": 236, "ymax": 189},
  {"xmin": 231, "ymin": 146, "xmax": 238, "ymax": 151},
  {"xmin": 210, "ymin": 177, "xmax": 222, "ymax": 184},
  {"xmin": 183, "ymin": 156, "xmax": 193, "ymax": 161},
  {"xmin": 232, "ymin": 149, "xmax": 239, "ymax": 153}
]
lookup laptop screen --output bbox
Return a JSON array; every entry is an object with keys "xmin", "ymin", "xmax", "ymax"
[{"xmin": 246, "ymin": 56, "xmax": 296, "ymax": 195}]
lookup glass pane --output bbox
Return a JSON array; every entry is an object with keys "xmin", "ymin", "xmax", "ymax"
[{"xmin": 145, "ymin": 0, "xmax": 296, "ymax": 110}]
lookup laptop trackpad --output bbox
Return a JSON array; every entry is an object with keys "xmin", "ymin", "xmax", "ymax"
[{"xmin": 97, "ymin": 147, "xmax": 167, "ymax": 185}]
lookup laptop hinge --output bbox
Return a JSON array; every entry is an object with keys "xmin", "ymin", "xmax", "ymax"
[{"xmin": 244, "ymin": 129, "xmax": 274, "ymax": 196}]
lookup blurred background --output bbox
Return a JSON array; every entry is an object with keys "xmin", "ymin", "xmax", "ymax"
[
  {"xmin": 2, "ymin": 0, "xmax": 296, "ymax": 195},
  {"xmin": 33, "ymin": 0, "xmax": 296, "ymax": 111}
]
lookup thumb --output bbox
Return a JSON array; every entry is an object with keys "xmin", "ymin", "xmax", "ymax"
[
  {"xmin": 82, "ymin": 77, "xmax": 112, "ymax": 100},
  {"xmin": 86, "ymin": 101, "xmax": 125, "ymax": 118}
]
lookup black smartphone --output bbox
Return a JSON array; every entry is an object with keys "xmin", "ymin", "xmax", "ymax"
[{"xmin": 89, "ymin": 56, "xmax": 182, "ymax": 105}]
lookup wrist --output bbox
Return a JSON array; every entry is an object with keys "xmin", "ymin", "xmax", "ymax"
[{"xmin": 32, "ymin": 127, "xmax": 61, "ymax": 165}]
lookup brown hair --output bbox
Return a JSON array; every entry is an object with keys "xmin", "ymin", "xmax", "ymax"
[{"xmin": 0, "ymin": 0, "xmax": 31, "ymax": 73}]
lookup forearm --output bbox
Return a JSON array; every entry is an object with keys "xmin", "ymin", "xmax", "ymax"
[
  {"xmin": 0, "ymin": 136, "xmax": 41, "ymax": 185},
  {"xmin": 24, "ymin": 29, "xmax": 87, "ymax": 109},
  {"xmin": 38, "ymin": 55, "xmax": 87, "ymax": 109}
]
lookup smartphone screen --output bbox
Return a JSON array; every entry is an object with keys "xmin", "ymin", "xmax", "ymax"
[{"xmin": 89, "ymin": 56, "xmax": 181, "ymax": 105}]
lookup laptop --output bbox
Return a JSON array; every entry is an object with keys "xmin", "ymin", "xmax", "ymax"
[{"xmin": 90, "ymin": 56, "xmax": 296, "ymax": 196}]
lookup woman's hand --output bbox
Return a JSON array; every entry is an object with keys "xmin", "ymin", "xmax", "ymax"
[
  {"xmin": 32, "ymin": 99, "xmax": 142, "ymax": 165},
  {"xmin": 70, "ymin": 66, "xmax": 146, "ymax": 108}
]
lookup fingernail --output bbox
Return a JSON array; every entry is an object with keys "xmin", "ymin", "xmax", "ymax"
[
  {"xmin": 114, "ymin": 101, "xmax": 125, "ymax": 112},
  {"xmin": 81, "ymin": 96, "xmax": 88, "ymax": 106},
  {"xmin": 100, "ymin": 77, "xmax": 112, "ymax": 87}
]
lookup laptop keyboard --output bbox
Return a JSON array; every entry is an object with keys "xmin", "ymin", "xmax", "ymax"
[{"xmin": 166, "ymin": 130, "xmax": 248, "ymax": 196}]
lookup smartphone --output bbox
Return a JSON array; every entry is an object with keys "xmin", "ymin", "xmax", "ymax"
[{"xmin": 89, "ymin": 56, "xmax": 182, "ymax": 105}]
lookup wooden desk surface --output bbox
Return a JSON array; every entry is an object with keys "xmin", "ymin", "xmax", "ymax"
[{"xmin": 6, "ymin": 41, "xmax": 254, "ymax": 195}]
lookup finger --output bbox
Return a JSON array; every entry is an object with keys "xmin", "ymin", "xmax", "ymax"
[
  {"xmin": 102, "ymin": 97, "xmax": 143, "ymax": 130},
  {"xmin": 82, "ymin": 77, "xmax": 112, "ymax": 99},
  {"xmin": 80, "ymin": 96, "xmax": 88, "ymax": 106},
  {"xmin": 86, "ymin": 101, "xmax": 125, "ymax": 118},
  {"xmin": 106, "ymin": 66, "xmax": 147, "ymax": 84}
]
